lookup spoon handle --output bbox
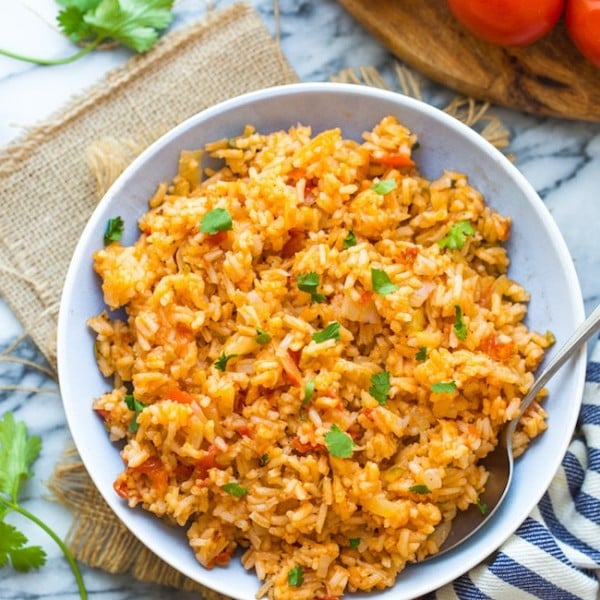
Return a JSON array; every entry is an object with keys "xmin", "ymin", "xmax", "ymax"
[{"xmin": 520, "ymin": 303, "xmax": 600, "ymax": 416}]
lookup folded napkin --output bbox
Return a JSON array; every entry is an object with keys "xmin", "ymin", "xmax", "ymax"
[{"xmin": 0, "ymin": 3, "xmax": 598, "ymax": 598}]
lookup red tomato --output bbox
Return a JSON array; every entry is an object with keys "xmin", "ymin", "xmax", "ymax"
[
  {"xmin": 566, "ymin": 0, "xmax": 600, "ymax": 66},
  {"xmin": 446, "ymin": 0, "xmax": 565, "ymax": 46}
]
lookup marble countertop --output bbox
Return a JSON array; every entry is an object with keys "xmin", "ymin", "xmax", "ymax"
[{"xmin": 0, "ymin": 1, "xmax": 598, "ymax": 599}]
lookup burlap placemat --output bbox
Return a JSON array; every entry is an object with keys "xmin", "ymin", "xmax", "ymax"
[{"xmin": 0, "ymin": 2, "xmax": 296, "ymax": 371}]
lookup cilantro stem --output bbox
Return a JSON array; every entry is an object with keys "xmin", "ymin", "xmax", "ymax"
[
  {"xmin": 0, "ymin": 496, "xmax": 87, "ymax": 599},
  {"xmin": 0, "ymin": 37, "xmax": 103, "ymax": 66}
]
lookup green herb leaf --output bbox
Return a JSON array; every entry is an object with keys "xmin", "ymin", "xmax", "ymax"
[
  {"xmin": 453, "ymin": 305, "xmax": 468, "ymax": 340},
  {"xmin": 371, "ymin": 268, "xmax": 399, "ymax": 296},
  {"xmin": 415, "ymin": 347, "xmax": 428, "ymax": 362},
  {"xmin": 371, "ymin": 178, "xmax": 397, "ymax": 195},
  {"xmin": 200, "ymin": 208, "xmax": 233, "ymax": 234},
  {"xmin": 287, "ymin": 565, "xmax": 304, "ymax": 587},
  {"xmin": 214, "ymin": 353, "xmax": 238, "ymax": 372},
  {"xmin": 412, "ymin": 141, "xmax": 421, "ymax": 151},
  {"xmin": 325, "ymin": 424, "xmax": 355, "ymax": 459},
  {"xmin": 297, "ymin": 272, "xmax": 326, "ymax": 304},
  {"xmin": 124, "ymin": 394, "xmax": 146, "ymax": 433},
  {"xmin": 0, "ymin": 412, "xmax": 42, "ymax": 503},
  {"xmin": 431, "ymin": 381, "xmax": 457, "ymax": 394},
  {"xmin": 476, "ymin": 497, "xmax": 488, "ymax": 515},
  {"xmin": 222, "ymin": 482, "xmax": 248, "ymax": 498},
  {"xmin": 546, "ymin": 330, "xmax": 556, "ymax": 345},
  {"xmin": 369, "ymin": 371, "xmax": 391, "ymax": 405},
  {"xmin": 259, "ymin": 454, "xmax": 269, "ymax": 467},
  {"xmin": 343, "ymin": 230, "xmax": 357, "ymax": 249},
  {"xmin": 349, "ymin": 537, "xmax": 361, "ymax": 549},
  {"xmin": 0, "ymin": 522, "xmax": 46, "ymax": 572},
  {"xmin": 57, "ymin": 5, "xmax": 96, "ymax": 41},
  {"xmin": 409, "ymin": 484, "xmax": 432, "ymax": 494},
  {"xmin": 303, "ymin": 379, "xmax": 315, "ymax": 406},
  {"xmin": 438, "ymin": 220, "xmax": 475, "ymax": 250},
  {"xmin": 255, "ymin": 328, "xmax": 271, "ymax": 345},
  {"xmin": 103, "ymin": 216, "xmax": 124, "ymax": 245},
  {"xmin": 312, "ymin": 322, "xmax": 341, "ymax": 344},
  {"xmin": 82, "ymin": 0, "xmax": 175, "ymax": 53}
]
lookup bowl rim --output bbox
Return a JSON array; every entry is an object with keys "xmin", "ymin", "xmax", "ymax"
[{"xmin": 57, "ymin": 81, "xmax": 587, "ymax": 599}]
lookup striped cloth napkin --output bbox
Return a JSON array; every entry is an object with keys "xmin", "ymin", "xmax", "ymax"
[{"xmin": 430, "ymin": 338, "xmax": 600, "ymax": 599}]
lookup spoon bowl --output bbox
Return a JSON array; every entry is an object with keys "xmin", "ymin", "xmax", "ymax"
[{"xmin": 434, "ymin": 303, "xmax": 600, "ymax": 557}]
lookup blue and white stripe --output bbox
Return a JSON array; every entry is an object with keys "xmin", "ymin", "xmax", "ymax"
[{"xmin": 432, "ymin": 340, "xmax": 600, "ymax": 599}]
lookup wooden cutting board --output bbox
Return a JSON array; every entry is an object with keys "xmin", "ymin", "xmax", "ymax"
[{"xmin": 338, "ymin": 0, "xmax": 600, "ymax": 121}]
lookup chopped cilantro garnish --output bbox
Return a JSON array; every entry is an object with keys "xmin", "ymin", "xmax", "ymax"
[
  {"xmin": 214, "ymin": 353, "xmax": 238, "ymax": 372},
  {"xmin": 221, "ymin": 482, "xmax": 248, "ymax": 498},
  {"xmin": 104, "ymin": 216, "xmax": 124, "ymax": 245},
  {"xmin": 371, "ymin": 178, "xmax": 397, "ymax": 195},
  {"xmin": 431, "ymin": 381, "xmax": 457, "ymax": 394},
  {"xmin": 303, "ymin": 379, "xmax": 315, "ymax": 406},
  {"xmin": 325, "ymin": 424, "xmax": 355, "ymax": 458},
  {"xmin": 297, "ymin": 272, "xmax": 326, "ymax": 303},
  {"xmin": 416, "ymin": 347, "xmax": 428, "ymax": 362},
  {"xmin": 409, "ymin": 484, "xmax": 432, "ymax": 494},
  {"xmin": 453, "ymin": 305, "xmax": 468, "ymax": 340},
  {"xmin": 412, "ymin": 141, "xmax": 421, "ymax": 151},
  {"xmin": 312, "ymin": 322, "xmax": 340, "ymax": 343},
  {"xmin": 343, "ymin": 230, "xmax": 357, "ymax": 249},
  {"xmin": 259, "ymin": 453, "xmax": 269, "ymax": 467},
  {"xmin": 546, "ymin": 330, "xmax": 556, "ymax": 345},
  {"xmin": 369, "ymin": 371, "xmax": 391, "ymax": 405},
  {"xmin": 349, "ymin": 537, "xmax": 361, "ymax": 549},
  {"xmin": 255, "ymin": 328, "xmax": 271, "ymax": 345},
  {"xmin": 371, "ymin": 268, "xmax": 399, "ymax": 296},
  {"xmin": 476, "ymin": 497, "xmax": 488, "ymax": 514},
  {"xmin": 200, "ymin": 208, "xmax": 233, "ymax": 234},
  {"xmin": 124, "ymin": 394, "xmax": 146, "ymax": 432},
  {"xmin": 287, "ymin": 565, "xmax": 304, "ymax": 587},
  {"xmin": 438, "ymin": 220, "xmax": 475, "ymax": 250}
]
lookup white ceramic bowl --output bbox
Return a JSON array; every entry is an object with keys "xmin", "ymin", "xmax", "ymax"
[{"xmin": 57, "ymin": 82, "xmax": 586, "ymax": 600}]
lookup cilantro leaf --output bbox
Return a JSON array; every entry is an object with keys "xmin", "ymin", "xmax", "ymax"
[
  {"xmin": 82, "ymin": 0, "xmax": 175, "ymax": 53},
  {"xmin": 349, "ymin": 537, "xmax": 361, "ymax": 549},
  {"xmin": 222, "ymin": 482, "xmax": 248, "ymax": 498},
  {"xmin": 200, "ymin": 208, "xmax": 233, "ymax": 234},
  {"xmin": 297, "ymin": 272, "xmax": 326, "ymax": 304},
  {"xmin": 255, "ymin": 328, "xmax": 271, "ymax": 345},
  {"xmin": 415, "ymin": 347, "xmax": 428, "ymax": 362},
  {"xmin": 124, "ymin": 394, "xmax": 146, "ymax": 433},
  {"xmin": 302, "ymin": 379, "xmax": 315, "ymax": 406},
  {"xmin": 438, "ymin": 220, "xmax": 475, "ymax": 250},
  {"xmin": 343, "ymin": 230, "xmax": 357, "ymax": 249},
  {"xmin": 371, "ymin": 268, "xmax": 399, "ymax": 296},
  {"xmin": 57, "ymin": 6, "xmax": 97, "ymax": 41},
  {"xmin": 325, "ymin": 424, "xmax": 355, "ymax": 458},
  {"xmin": 371, "ymin": 178, "xmax": 397, "ymax": 195},
  {"xmin": 409, "ymin": 484, "xmax": 432, "ymax": 494},
  {"xmin": 312, "ymin": 322, "xmax": 340, "ymax": 344},
  {"xmin": 287, "ymin": 565, "xmax": 304, "ymax": 586},
  {"xmin": 0, "ymin": 522, "xmax": 46, "ymax": 572},
  {"xmin": 103, "ymin": 216, "xmax": 124, "ymax": 245},
  {"xmin": 214, "ymin": 353, "xmax": 238, "ymax": 372},
  {"xmin": 259, "ymin": 453, "xmax": 269, "ymax": 467},
  {"xmin": 453, "ymin": 305, "xmax": 468, "ymax": 340},
  {"xmin": 476, "ymin": 497, "xmax": 488, "ymax": 514},
  {"xmin": 369, "ymin": 371, "xmax": 391, "ymax": 405},
  {"xmin": 0, "ymin": 412, "xmax": 41, "ymax": 503},
  {"xmin": 431, "ymin": 381, "xmax": 457, "ymax": 394}
]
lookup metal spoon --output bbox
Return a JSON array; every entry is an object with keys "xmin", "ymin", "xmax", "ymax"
[{"xmin": 431, "ymin": 302, "xmax": 600, "ymax": 557}]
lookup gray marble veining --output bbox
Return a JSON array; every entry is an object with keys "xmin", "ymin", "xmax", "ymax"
[{"xmin": 0, "ymin": 0, "xmax": 599, "ymax": 598}]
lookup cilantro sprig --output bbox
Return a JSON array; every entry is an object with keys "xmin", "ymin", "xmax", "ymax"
[
  {"xmin": 369, "ymin": 371, "xmax": 391, "ymax": 405},
  {"xmin": 324, "ymin": 424, "xmax": 355, "ymax": 458},
  {"xmin": 297, "ymin": 272, "xmax": 326, "ymax": 304},
  {"xmin": 214, "ymin": 353, "xmax": 238, "ymax": 372},
  {"xmin": 287, "ymin": 565, "xmax": 304, "ymax": 586},
  {"xmin": 0, "ymin": 0, "xmax": 174, "ymax": 66},
  {"xmin": 124, "ymin": 394, "xmax": 146, "ymax": 433},
  {"xmin": 371, "ymin": 179, "xmax": 397, "ymax": 195},
  {"xmin": 200, "ymin": 208, "xmax": 233, "ymax": 235},
  {"xmin": 0, "ymin": 412, "xmax": 87, "ymax": 597},
  {"xmin": 343, "ymin": 230, "xmax": 357, "ymax": 249},
  {"xmin": 221, "ymin": 482, "xmax": 248, "ymax": 498},
  {"xmin": 103, "ymin": 216, "xmax": 124, "ymax": 245},
  {"xmin": 453, "ymin": 305, "xmax": 468, "ymax": 340},
  {"xmin": 438, "ymin": 220, "xmax": 475, "ymax": 250},
  {"xmin": 371, "ymin": 268, "xmax": 399, "ymax": 296},
  {"xmin": 431, "ymin": 381, "xmax": 457, "ymax": 394},
  {"xmin": 312, "ymin": 322, "xmax": 341, "ymax": 343}
]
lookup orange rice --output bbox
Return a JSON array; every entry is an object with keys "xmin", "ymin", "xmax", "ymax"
[{"xmin": 88, "ymin": 116, "xmax": 551, "ymax": 599}]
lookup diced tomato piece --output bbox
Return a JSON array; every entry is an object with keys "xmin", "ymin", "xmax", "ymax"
[
  {"xmin": 480, "ymin": 334, "xmax": 515, "ymax": 362},
  {"xmin": 166, "ymin": 388, "xmax": 195, "ymax": 404},
  {"xmin": 195, "ymin": 444, "xmax": 219, "ymax": 478},
  {"xmin": 372, "ymin": 150, "xmax": 415, "ymax": 168},
  {"xmin": 113, "ymin": 479, "xmax": 130, "ymax": 499},
  {"xmin": 281, "ymin": 228, "xmax": 306, "ymax": 258},
  {"xmin": 208, "ymin": 547, "xmax": 233, "ymax": 568},
  {"xmin": 94, "ymin": 408, "xmax": 110, "ymax": 421},
  {"xmin": 236, "ymin": 424, "xmax": 253, "ymax": 438},
  {"xmin": 402, "ymin": 246, "xmax": 419, "ymax": 263},
  {"xmin": 358, "ymin": 291, "xmax": 373, "ymax": 304},
  {"xmin": 292, "ymin": 436, "xmax": 325, "ymax": 454},
  {"xmin": 206, "ymin": 230, "xmax": 228, "ymax": 245},
  {"xmin": 133, "ymin": 456, "xmax": 169, "ymax": 496}
]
